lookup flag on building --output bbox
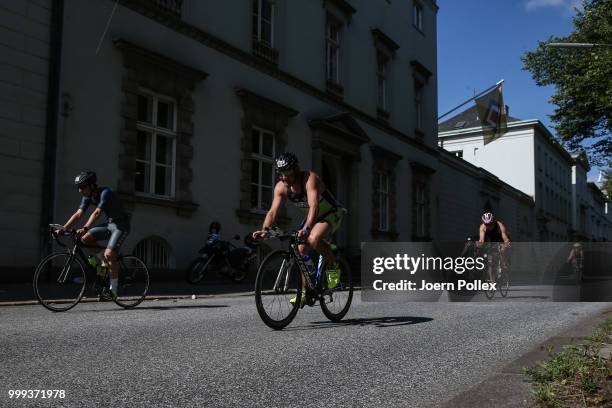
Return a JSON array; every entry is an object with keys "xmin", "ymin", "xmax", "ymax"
[{"xmin": 475, "ymin": 82, "xmax": 508, "ymax": 145}]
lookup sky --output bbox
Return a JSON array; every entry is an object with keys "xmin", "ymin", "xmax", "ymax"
[{"xmin": 437, "ymin": 0, "xmax": 602, "ymax": 181}]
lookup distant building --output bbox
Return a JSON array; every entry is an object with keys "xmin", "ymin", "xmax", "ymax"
[{"xmin": 439, "ymin": 106, "xmax": 611, "ymax": 242}]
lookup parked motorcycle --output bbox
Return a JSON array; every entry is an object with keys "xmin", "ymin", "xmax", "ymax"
[{"xmin": 186, "ymin": 226, "xmax": 260, "ymax": 284}]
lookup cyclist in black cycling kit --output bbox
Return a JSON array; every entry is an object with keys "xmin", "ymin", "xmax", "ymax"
[
  {"xmin": 252, "ymin": 153, "xmax": 345, "ymax": 304},
  {"xmin": 478, "ymin": 212, "xmax": 511, "ymax": 267},
  {"xmin": 62, "ymin": 171, "xmax": 131, "ymax": 298},
  {"xmin": 478, "ymin": 212, "xmax": 511, "ymax": 245}
]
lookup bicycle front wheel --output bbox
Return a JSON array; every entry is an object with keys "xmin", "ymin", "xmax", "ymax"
[
  {"xmin": 320, "ymin": 256, "xmax": 353, "ymax": 322},
  {"xmin": 499, "ymin": 268, "xmax": 509, "ymax": 298},
  {"xmin": 483, "ymin": 264, "xmax": 496, "ymax": 300},
  {"xmin": 113, "ymin": 255, "xmax": 149, "ymax": 308},
  {"xmin": 33, "ymin": 252, "xmax": 86, "ymax": 312},
  {"xmin": 254, "ymin": 250, "xmax": 301, "ymax": 330}
]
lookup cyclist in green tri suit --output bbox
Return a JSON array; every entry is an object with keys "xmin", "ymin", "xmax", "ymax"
[{"xmin": 253, "ymin": 152, "xmax": 345, "ymax": 305}]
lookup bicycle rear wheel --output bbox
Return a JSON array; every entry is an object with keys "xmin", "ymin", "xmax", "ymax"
[
  {"xmin": 113, "ymin": 255, "xmax": 149, "ymax": 308},
  {"xmin": 33, "ymin": 252, "xmax": 86, "ymax": 312},
  {"xmin": 254, "ymin": 250, "xmax": 301, "ymax": 330},
  {"xmin": 320, "ymin": 256, "xmax": 353, "ymax": 322}
]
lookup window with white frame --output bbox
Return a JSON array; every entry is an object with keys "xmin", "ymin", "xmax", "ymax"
[
  {"xmin": 326, "ymin": 17, "xmax": 341, "ymax": 83},
  {"xmin": 250, "ymin": 127, "xmax": 275, "ymax": 211},
  {"xmin": 413, "ymin": 1, "xmax": 423, "ymax": 31},
  {"xmin": 252, "ymin": 0, "xmax": 275, "ymax": 47},
  {"xmin": 376, "ymin": 172, "xmax": 390, "ymax": 231},
  {"xmin": 414, "ymin": 79, "xmax": 424, "ymax": 130},
  {"xmin": 377, "ymin": 52, "xmax": 388, "ymax": 112},
  {"xmin": 415, "ymin": 182, "xmax": 426, "ymax": 237},
  {"xmin": 135, "ymin": 90, "xmax": 177, "ymax": 198}
]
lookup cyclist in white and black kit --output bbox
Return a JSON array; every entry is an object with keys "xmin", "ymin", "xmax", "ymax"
[{"xmin": 62, "ymin": 171, "xmax": 130, "ymax": 298}]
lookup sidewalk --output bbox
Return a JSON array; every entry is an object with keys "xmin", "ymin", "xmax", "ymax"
[
  {"xmin": 440, "ymin": 307, "xmax": 612, "ymax": 407},
  {"xmin": 0, "ymin": 277, "xmax": 255, "ymax": 306}
]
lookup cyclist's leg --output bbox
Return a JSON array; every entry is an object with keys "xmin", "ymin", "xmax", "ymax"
[
  {"xmin": 105, "ymin": 223, "xmax": 129, "ymax": 294},
  {"xmin": 307, "ymin": 222, "xmax": 333, "ymax": 263},
  {"xmin": 308, "ymin": 209, "xmax": 344, "ymax": 264},
  {"xmin": 82, "ymin": 225, "xmax": 110, "ymax": 254}
]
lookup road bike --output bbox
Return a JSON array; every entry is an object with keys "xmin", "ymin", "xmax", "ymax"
[
  {"xmin": 478, "ymin": 242, "xmax": 509, "ymax": 299},
  {"xmin": 254, "ymin": 228, "xmax": 353, "ymax": 330},
  {"xmin": 33, "ymin": 224, "xmax": 149, "ymax": 312}
]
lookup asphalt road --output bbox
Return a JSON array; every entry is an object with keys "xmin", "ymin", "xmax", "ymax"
[{"xmin": 0, "ymin": 293, "xmax": 609, "ymax": 407}]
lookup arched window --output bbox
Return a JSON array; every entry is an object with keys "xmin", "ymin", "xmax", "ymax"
[{"xmin": 133, "ymin": 236, "xmax": 173, "ymax": 269}]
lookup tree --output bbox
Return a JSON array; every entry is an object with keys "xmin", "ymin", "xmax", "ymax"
[
  {"xmin": 522, "ymin": 0, "xmax": 611, "ymax": 166},
  {"xmin": 604, "ymin": 166, "xmax": 612, "ymax": 200}
]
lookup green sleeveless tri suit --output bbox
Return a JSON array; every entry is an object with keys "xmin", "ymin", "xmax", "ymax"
[{"xmin": 286, "ymin": 170, "xmax": 345, "ymax": 233}]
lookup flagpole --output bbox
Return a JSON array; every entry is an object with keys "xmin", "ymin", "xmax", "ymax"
[
  {"xmin": 437, "ymin": 79, "xmax": 504, "ymax": 121},
  {"xmin": 95, "ymin": 0, "xmax": 119, "ymax": 55}
]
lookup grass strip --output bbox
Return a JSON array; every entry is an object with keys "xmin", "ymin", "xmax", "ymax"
[{"xmin": 523, "ymin": 318, "xmax": 612, "ymax": 407}]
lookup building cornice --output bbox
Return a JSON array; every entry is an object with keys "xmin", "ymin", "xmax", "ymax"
[
  {"xmin": 371, "ymin": 28, "xmax": 400, "ymax": 57},
  {"xmin": 236, "ymin": 88, "xmax": 299, "ymax": 118},
  {"xmin": 114, "ymin": 38, "xmax": 208, "ymax": 82},
  {"xmin": 410, "ymin": 60, "xmax": 432, "ymax": 79},
  {"xmin": 114, "ymin": 0, "xmax": 439, "ymax": 158},
  {"xmin": 323, "ymin": 0, "xmax": 356, "ymax": 18},
  {"xmin": 439, "ymin": 119, "xmax": 573, "ymax": 165},
  {"xmin": 370, "ymin": 144, "xmax": 403, "ymax": 163}
]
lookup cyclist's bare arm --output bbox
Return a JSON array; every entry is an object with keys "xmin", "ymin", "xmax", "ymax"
[
  {"xmin": 254, "ymin": 182, "xmax": 286, "ymax": 238},
  {"xmin": 498, "ymin": 222, "xmax": 511, "ymax": 245},
  {"xmin": 302, "ymin": 172, "xmax": 321, "ymax": 230},
  {"xmin": 478, "ymin": 224, "xmax": 486, "ymax": 244},
  {"xmin": 63, "ymin": 209, "xmax": 84, "ymax": 229},
  {"xmin": 82, "ymin": 207, "xmax": 103, "ymax": 230}
]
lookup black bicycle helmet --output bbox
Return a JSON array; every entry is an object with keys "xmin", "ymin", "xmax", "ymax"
[
  {"xmin": 74, "ymin": 171, "xmax": 97, "ymax": 188},
  {"xmin": 275, "ymin": 152, "xmax": 298, "ymax": 172}
]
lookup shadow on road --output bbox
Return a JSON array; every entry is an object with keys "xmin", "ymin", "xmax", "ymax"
[
  {"xmin": 77, "ymin": 304, "xmax": 230, "ymax": 312},
  {"xmin": 134, "ymin": 304, "xmax": 230, "ymax": 311},
  {"xmin": 284, "ymin": 316, "xmax": 433, "ymax": 331}
]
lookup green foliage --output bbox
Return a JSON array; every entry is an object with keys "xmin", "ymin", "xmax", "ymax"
[
  {"xmin": 522, "ymin": 0, "xmax": 612, "ymax": 165},
  {"xmin": 523, "ymin": 318, "xmax": 612, "ymax": 407},
  {"xmin": 603, "ymin": 167, "xmax": 612, "ymax": 200}
]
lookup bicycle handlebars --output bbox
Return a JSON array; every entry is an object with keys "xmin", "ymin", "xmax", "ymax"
[
  {"xmin": 254, "ymin": 227, "xmax": 308, "ymax": 244},
  {"xmin": 47, "ymin": 224, "xmax": 103, "ymax": 250}
]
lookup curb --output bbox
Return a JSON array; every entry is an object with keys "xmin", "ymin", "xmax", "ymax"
[
  {"xmin": 440, "ymin": 308, "xmax": 612, "ymax": 407},
  {"xmin": 0, "ymin": 291, "xmax": 257, "ymax": 307},
  {"xmin": 0, "ymin": 286, "xmax": 365, "ymax": 307}
]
